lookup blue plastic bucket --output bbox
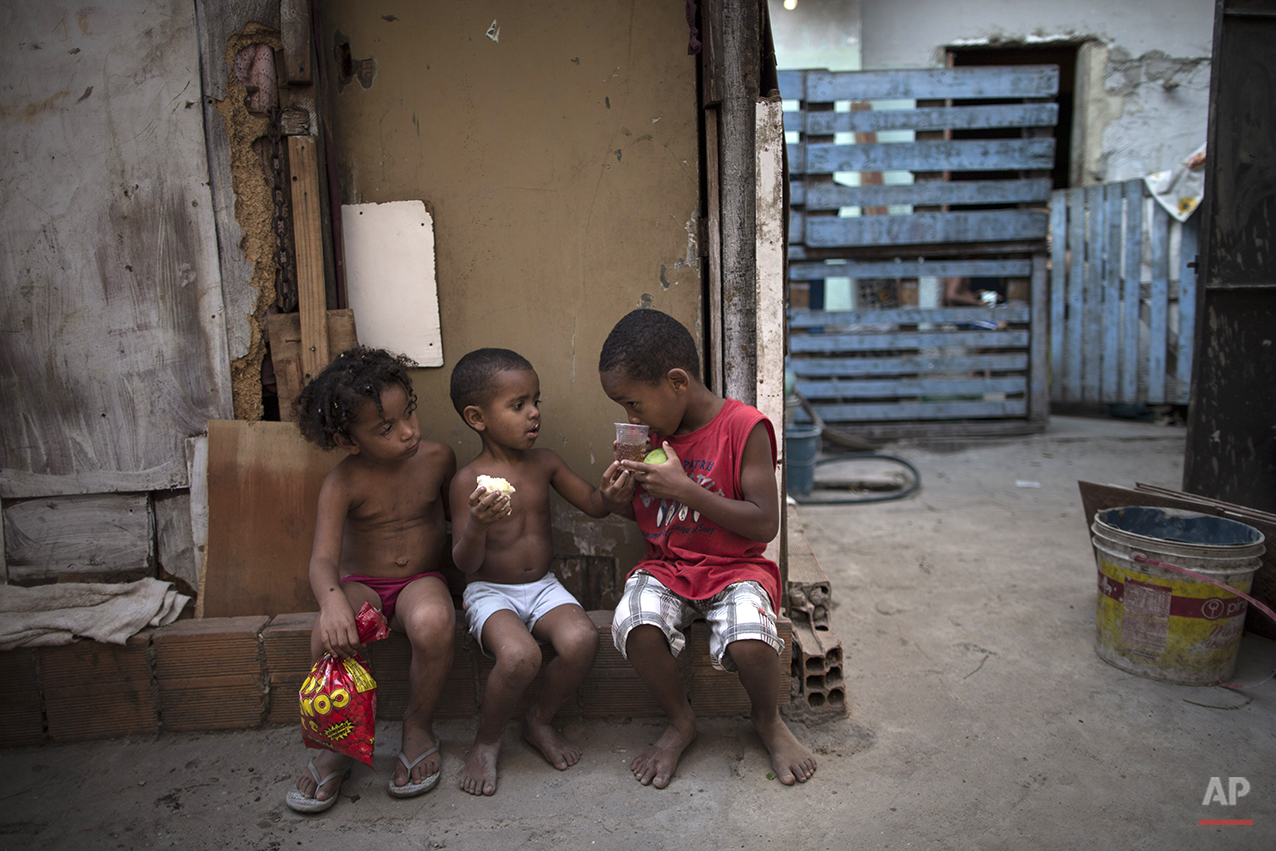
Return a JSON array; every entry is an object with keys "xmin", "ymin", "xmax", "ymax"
[{"xmin": 785, "ymin": 426, "xmax": 822, "ymax": 496}]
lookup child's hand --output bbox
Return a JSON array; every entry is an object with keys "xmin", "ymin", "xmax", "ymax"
[
  {"xmin": 468, "ymin": 483, "xmax": 512, "ymax": 525},
  {"xmin": 316, "ymin": 600, "xmax": 361, "ymax": 659},
  {"xmin": 601, "ymin": 459, "xmax": 636, "ymax": 503},
  {"xmin": 621, "ymin": 442, "xmax": 688, "ymax": 501}
]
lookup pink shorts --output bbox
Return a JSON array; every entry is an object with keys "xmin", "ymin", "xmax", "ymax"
[{"xmin": 340, "ymin": 572, "xmax": 445, "ymax": 622}]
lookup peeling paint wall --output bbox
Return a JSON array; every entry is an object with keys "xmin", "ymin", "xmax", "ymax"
[{"xmin": 319, "ymin": 1, "xmax": 700, "ymax": 562}]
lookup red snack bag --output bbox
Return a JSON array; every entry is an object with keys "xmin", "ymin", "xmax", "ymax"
[{"xmin": 298, "ymin": 602, "xmax": 390, "ymax": 766}]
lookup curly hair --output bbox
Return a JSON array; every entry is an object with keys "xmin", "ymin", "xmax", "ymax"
[
  {"xmin": 294, "ymin": 347, "xmax": 418, "ymax": 449},
  {"xmin": 598, "ymin": 308, "xmax": 700, "ymax": 385},
  {"xmin": 449, "ymin": 348, "xmax": 535, "ymax": 416}
]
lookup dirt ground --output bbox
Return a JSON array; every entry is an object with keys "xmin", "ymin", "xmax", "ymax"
[{"xmin": 2, "ymin": 415, "xmax": 1273, "ymax": 850}]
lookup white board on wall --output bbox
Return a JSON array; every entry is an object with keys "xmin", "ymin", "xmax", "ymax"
[{"xmin": 340, "ymin": 200, "xmax": 444, "ymax": 367}]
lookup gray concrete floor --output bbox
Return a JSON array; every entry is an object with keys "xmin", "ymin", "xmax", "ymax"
[{"xmin": 2, "ymin": 416, "xmax": 1272, "ymax": 850}]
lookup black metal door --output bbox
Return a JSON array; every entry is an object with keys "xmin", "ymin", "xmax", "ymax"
[{"xmin": 1183, "ymin": 0, "xmax": 1276, "ymax": 511}]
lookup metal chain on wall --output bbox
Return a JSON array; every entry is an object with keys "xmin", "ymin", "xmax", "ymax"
[{"xmin": 267, "ymin": 105, "xmax": 298, "ymax": 312}]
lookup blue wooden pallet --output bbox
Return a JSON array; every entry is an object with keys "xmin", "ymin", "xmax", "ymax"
[
  {"xmin": 1048, "ymin": 180, "xmax": 1198, "ymax": 405},
  {"xmin": 783, "ymin": 66, "xmax": 1055, "ymax": 436}
]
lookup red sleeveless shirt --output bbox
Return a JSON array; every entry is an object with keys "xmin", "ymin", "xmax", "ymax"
[{"xmin": 629, "ymin": 398, "xmax": 781, "ymax": 608}]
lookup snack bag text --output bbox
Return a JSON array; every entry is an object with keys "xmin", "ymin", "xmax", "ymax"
[{"xmin": 298, "ymin": 602, "xmax": 390, "ymax": 766}]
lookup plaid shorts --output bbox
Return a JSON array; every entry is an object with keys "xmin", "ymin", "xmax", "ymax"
[{"xmin": 611, "ymin": 570, "xmax": 784, "ymax": 672}]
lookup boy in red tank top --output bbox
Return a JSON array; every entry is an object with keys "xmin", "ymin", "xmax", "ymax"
[{"xmin": 598, "ymin": 309, "xmax": 816, "ymax": 789}]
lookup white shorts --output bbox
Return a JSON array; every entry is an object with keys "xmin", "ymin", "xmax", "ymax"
[
  {"xmin": 611, "ymin": 570, "xmax": 784, "ymax": 672},
  {"xmin": 462, "ymin": 572, "xmax": 581, "ymax": 653}
]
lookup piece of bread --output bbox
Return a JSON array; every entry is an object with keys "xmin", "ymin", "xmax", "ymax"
[{"xmin": 476, "ymin": 474, "xmax": 515, "ymax": 495}]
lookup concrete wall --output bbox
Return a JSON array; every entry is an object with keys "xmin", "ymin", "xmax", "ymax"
[
  {"xmin": 318, "ymin": 1, "xmax": 701, "ymax": 562},
  {"xmin": 769, "ymin": 0, "xmax": 1214, "ymax": 183}
]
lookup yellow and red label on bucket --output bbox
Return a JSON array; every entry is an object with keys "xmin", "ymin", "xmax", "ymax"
[{"xmin": 1095, "ymin": 556, "xmax": 1252, "ymax": 680}]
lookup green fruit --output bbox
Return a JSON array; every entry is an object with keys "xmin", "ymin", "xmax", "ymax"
[{"xmin": 644, "ymin": 448, "xmax": 668, "ymax": 464}]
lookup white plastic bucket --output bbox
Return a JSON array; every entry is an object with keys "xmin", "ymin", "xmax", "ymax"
[{"xmin": 1091, "ymin": 506, "xmax": 1265, "ymax": 685}]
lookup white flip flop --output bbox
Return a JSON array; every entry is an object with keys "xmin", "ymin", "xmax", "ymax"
[
  {"xmin": 285, "ymin": 760, "xmax": 350, "ymax": 814},
  {"xmin": 388, "ymin": 745, "xmax": 441, "ymax": 798}
]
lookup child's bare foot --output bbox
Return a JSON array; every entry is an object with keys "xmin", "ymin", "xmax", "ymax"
[
  {"xmin": 460, "ymin": 740, "xmax": 500, "ymax": 796},
  {"xmin": 753, "ymin": 713, "xmax": 816, "ymax": 785},
  {"xmin": 631, "ymin": 718, "xmax": 696, "ymax": 788},
  {"xmin": 522, "ymin": 716, "xmax": 581, "ymax": 770},
  {"xmin": 392, "ymin": 724, "xmax": 441, "ymax": 792}
]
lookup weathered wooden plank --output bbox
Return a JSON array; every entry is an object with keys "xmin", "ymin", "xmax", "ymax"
[
  {"xmin": 201, "ymin": 420, "xmax": 342, "ymax": 618},
  {"xmin": 790, "ymin": 210, "xmax": 805, "ymax": 243},
  {"xmin": 3, "ymin": 494, "xmax": 151, "ymax": 584},
  {"xmin": 790, "ymin": 258, "xmax": 1033, "ymax": 280},
  {"xmin": 777, "ymin": 69, "xmax": 805, "ymax": 101},
  {"xmin": 795, "ymin": 178, "xmax": 1052, "ymax": 210},
  {"xmin": 789, "ymin": 305, "xmax": 1030, "ymax": 326},
  {"xmin": 154, "ymin": 490, "xmax": 196, "ymax": 592},
  {"xmin": 1029, "ymin": 252, "xmax": 1049, "ymax": 423},
  {"xmin": 1122, "ymin": 180, "xmax": 1144, "ymax": 402},
  {"xmin": 707, "ymin": 108, "xmax": 724, "ymax": 396},
  {"xmin": 1049, "ymin": 191, "xmax": 1067, "ymax": 402},
  {"xmin": 805, "ymin": 210, "xmax": 1048, "ymax": 248},
  {"xmin": 1147, "ymin": 201, "xmax": 1171, "ymax": 403},
  {"xmin": 796, "ymin": 376, "xmax": 1027, "ymax": 399},
  {"xmin": 280, "ymin": 0, "xmax": 312, "ymax": 84},
  {"xmin": 1102, "ymin": 183, "xmax": 1123, "ymax": 400},
  {"xmin": 1064, "ymin": 188, "xmax": 1086, "ymax": 401},
  {"xmin": 266, "ymin": 309, "xmax": 359, "ymax": 419},
  {"xmin": 0, "ymin": 0, "xmax": 233, "ymax": 499},
  {"xmin": 1175, "ymin": 215, "xmax": 1200, "ymax": 404},
  {"xmin": 789, "ymin": 353, "xmax": 1029, "ymax": 377},
  {"xmin": 1082, "ymin": 184, "xmax": 1104, "ymax": 402},
  {"xmin": 805, "ymin": 66, "xmax": 1060, "ymax": 102},
  {"xmin": 185, "ymin": 435, "xmax": 209, "ymax": 591},
  {"xmin": 803, "ymin": 103, "xmax": 1059, "ymax": 134},
  {"xmin": 195, "ymin": 0, "xmax": 278, "ymax": 364},
  {"xmin": 810, "ymin": 398, "xmax": 1029, "ymax": 422},
  {"xmin": 288, "ymin": 136, "xmax": 330, "ymax": 384},
  {"xmin": 790, "ymin": 329, "xmax": 1030, "ymax": 352},
  {"xmin": 799, "ymin": 139, "xmax": 1056, "ymax": 174},
  {"xmin": 788, "ymin": 141, "xmax": 806, "ymax": 173}
]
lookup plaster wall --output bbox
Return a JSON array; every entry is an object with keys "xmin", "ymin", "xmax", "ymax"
[{"xmin": 318, "ymin": 1, "xmax": 701, "ymax": 562}]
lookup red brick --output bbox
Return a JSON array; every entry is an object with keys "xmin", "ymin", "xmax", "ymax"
[
  {"xmin": 41, "ymin": 632, "xmax": 157, "ymax": 742},
  {"xmin": 367, "ymin": 621, "xmax": 477, "ymax": 720},
  {"xmin": 154, "ymin": 616, "xmax": 268, "ymax": 731},
  {"xmin": 262, "ymin": 613, "xmax": 316, "ymax": 725},
  {"xmin": 0, "ymin": 649, "xmax": 45, "ymax": 747}
]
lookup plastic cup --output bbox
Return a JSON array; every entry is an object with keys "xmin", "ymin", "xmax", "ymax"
[{"xmin": 614, "ymin": 423, "xmax": 650, "ymax": 462}]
